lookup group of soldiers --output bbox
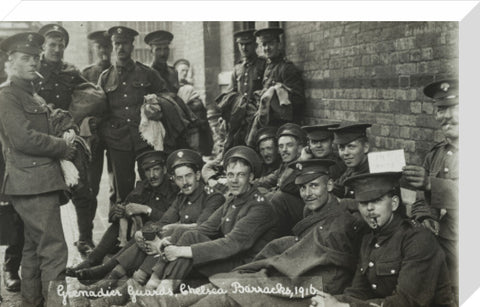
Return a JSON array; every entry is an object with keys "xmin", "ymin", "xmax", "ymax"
[{"xmin": 0, "ymin": 23, "xmax": 458, "ymax": 307}]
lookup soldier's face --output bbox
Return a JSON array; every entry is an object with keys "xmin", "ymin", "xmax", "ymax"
[
  {"xmin": 43, "ymin": 36, "xmax": 65, "ymax": 63},
  {"xmin": 299, "ymin": 176, "xmax": 333, "ymax": 212},
  {"xmin": 258, "ymin": 139, "xmax": 278, "ymax": 165},
  {"xmin": 358, "ymin": 194, "xmax": 399, "ymax": 229},
  {"xmin": 308, "ymin": 138, "xmax": 333, "ymax": 158},
  {"xmin": 174, "ymin": 165, "xmax": 201, "ymax": 196},
  {"xmin": 152, "ymin": 44, "xmax": 170, "ymax": 63},
  {"xmin": 176, "ymin": 63, "xmax": 189, "ymax": 82},
  {"xmin": 144, "ymin": 164, "xmax": 166, "ymax": 187},
  {"xmin": 435, "ymin": 104, "xmax": 459, "ymax": 141},
  {"xmin": 338, "ymin": 140, "xmax": 369, "ymax": 168},
  {"xmin": 226, "ymin": 161, "xmax": 254, "ymax": 196},
  {"xmin": 238, "ymin": 42, "xmax": 257, "ymax": 59},
  {"xmin": 94, "ymin": 42, "xmax": 112, "ymax": 62},
  {"xmin": 278, "ymin": 136, "xmax": 302, "ymax": 163},
  {"xmin": 261, "ymin": 40, "xmax": 281, "ymax": 59},
  {"xmin": 113, "ymin": 40, "xmax": 134, "ymax": 61},
  {"xmin": 8, "ymin": 52, "xmax": 40, "ymax": 81}
]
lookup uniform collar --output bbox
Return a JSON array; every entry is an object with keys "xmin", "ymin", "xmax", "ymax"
[
  {"xmin": 115, "ymin": 58, "xmax": 135, "ymax": 72},
  {"xmin": 242, "ymin": 55, "xmax": 258, "ymax": 67},
  {"xmin": 227, "ymin": 184, "xmax": 257, "ymax": 202},
  {"xmin": 41, "ymin": 56, "xmax": 63, "ymax": 71},
  {"xmin": 303, "ymin": 194, "xmax": 339, "ymax": 218},
  {"xmin": 179, "ymin": 182, "xmax": 205, "ymax": 203},
  {"xmin": 148, "ymin": 176, "xmax": 173, "ymax": 197},
  {"xmin": 10, "ymin": 76, "xmax": 35, "ymax": 95},
  {"xmin": 369, "ymin": 213, "xmax": 403, "ymax": 246}
]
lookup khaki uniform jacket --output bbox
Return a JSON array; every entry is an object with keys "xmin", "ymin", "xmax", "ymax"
[
  {"xmin": 0, "ymin": 76, "xmax": 67, "ymax": 195},
  {"xmin": 208, "ymin": 196, "xmax": 360, "ymax": 306},
  {"xmin": 261, "ymin": 56, "xmax": 305, "ymax": 125},
  {"xmin": 412, "ymin": 141, "xmax": 458, "ymax": 241},
  {"xmin": 110, "ymin": 177, "xmax": 179, "ymax": 224},
  {"xmin": 98, "ymin": 59, "xmax": 166, "ymax": 152},
  {"xmin": 156, "ymin": 183, "xmax": 224, "ymax": 232},
  {"xmin": 152, "ymin": 62, "xmax": 180, "ymax": 93},
  {"xmin": 82, "ymin": 61, "xmax": 111, "ymax": 84},
  {"xmin": 34, "ymin": 58, "xmax": 86, "ymax": 110},
  {"xmin": 190, "ymin": 186, "xmax": 276, "ymax": 266},
  {"xmin": 336, "ymin": 215, "xmax": 455, "ymax": 307}
]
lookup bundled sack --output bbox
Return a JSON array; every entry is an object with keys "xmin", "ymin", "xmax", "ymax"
[
  {"xmin": 139, "ymin": 94, "xmax": 166, "ymax": 151},
  {"xmin": 68, "ymin": 82, "xmax": 107, "ymax": 126}
]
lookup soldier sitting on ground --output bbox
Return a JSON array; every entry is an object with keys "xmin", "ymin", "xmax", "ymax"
[
  {"xmin": 309, "ymin": 172, "xmax": 456, "ymax": 307},
  {"xmin": 66, "ymin": 150, "xmax": 178, "ymax": 281}
]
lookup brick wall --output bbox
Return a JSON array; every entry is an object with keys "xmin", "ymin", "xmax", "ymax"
[{"xmin": 283, "ymin": 22, "xmax": 458, "ymax": 165}]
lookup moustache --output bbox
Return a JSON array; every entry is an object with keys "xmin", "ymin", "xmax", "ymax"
[{"xmin": 182, "ymin": 184, "xmax": 192, "ymax": 190}]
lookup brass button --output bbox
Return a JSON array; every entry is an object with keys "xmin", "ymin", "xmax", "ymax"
[
  {"xmin": 390, "ymin": 269, "xmax": 396, "ymax": 274},
  {"xmin": 226, "ymin": 218, "xmax": 230, "ymax": 222},
  {"xmin": 319, "ymin": 226, "xmax": 323, "ymax": 230},
  {"xmin": 185, "ymin": 215, "xmax": 189, "ymax": 219},
  {"xmin": 155, "ymin": 197, "xmax": 160, "ymax": 200},
  {"xmin": 374, "ymin": 243, "xmax": 380, "ymax": 248},
  {"xmin": 124, "ymin": 94, "xmax": 128, "ymax": 98},
  {"xmin": 32, "ymin": 161, "xmax": 37, "ymax": 165},
  {"xmin": 232, "ymin": 205, "xmax": 236, "ymax": 209},
  {"xmin": 368, "ymin": 262, "xmax": 374, "ymax": 267},
  {"xmin": 188, "ymin": 201, "xmax": 192, "ymax": 205},
  {"xmin": 56, "ymin": 95, "xmax": 60, "ymax": 98},
  {"xmin": 371, "ymin": 284, "xmax": 377, "ymax": 290},
  {"xmin": 447, "ymin": 151, "xmax": 453, "ymax": 155},
  {"xmin": 122, "ymin": 82, "xmax": 126, "ymax": 85},
  {"xmin": 55, "ymin": 83, "xmax": 58, "ymax": 87},
  {"xmin": 126, "ymin": 119, "xmax": 131, "ymax": 122},
  {"xmin": 125, "ymin": 106, "xmax": 129, "ymax": 110},
  {"xmin": 444, "ymin": 168, "xmax": 449, "ymax": 173}
]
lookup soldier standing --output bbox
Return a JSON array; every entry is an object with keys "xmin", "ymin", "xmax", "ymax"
[
  {"xmin": 0, "ymin": 32, "xmax": 76, "ymax": 306},
  {"xmin": 98, "ymin": 26, "xmax": 169, "ymax": 203},
  {"xmin": 82, "ymin": 30, "xmax": 116, "ymax": 213},
  {"xmin": 217, "ymin": 29, "xmax": 266, "ymax": 151},
  {"xmin": 33, "ymin": 23, "xmax": 98, "ymax": 256},
  {"xmin": 250, "ymin": 27, "xmax": 305, "ymax": 134},
  {"xmin": 404, "ymin": 79, "xmax": 459, "ymax": 302}
]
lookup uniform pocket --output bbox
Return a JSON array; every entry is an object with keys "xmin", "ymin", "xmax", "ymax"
[{"xmin": 375, "ymin": 260, "xmax": 401, "ymax": 276}]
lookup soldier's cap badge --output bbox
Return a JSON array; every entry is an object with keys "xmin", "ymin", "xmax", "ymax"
[{"xmin": 177, "ymin": 151, "xmax": 184, "ymax": 158}]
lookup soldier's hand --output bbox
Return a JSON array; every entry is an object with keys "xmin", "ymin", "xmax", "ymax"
[
  {"xmin": 164, "ymin": 245, "xmax": 192, "ymax": 261},
  {"xmin": 422, "ymin": 218, "xmax": 440, "ymax": 236},
  {"xmin": 62, "ymin": 143, "xmax": 77, "ymax": 160},
  {"xmin": 402, "ymin": 165, "xmax": 431, "ymax": 191},
  {"xmin": 112, "ymin": 204, "xmax": 126, "ymax": 219}
]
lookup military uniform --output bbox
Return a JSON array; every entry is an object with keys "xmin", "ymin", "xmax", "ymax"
[
  {"xmin": 330, "ymin": 123, "xmax": 372, "ymax": 199},
  {"xmin": 115, "ymin": 183, "xmax": 225, "ymax": 274},
  {"xmin": 217, "ymin": 29, "xmax": 267, "ymax": 150},
  {"xmin": 0, "ymin": 32, "xmax": 69, "ymax": 305},
  {"xmin": 98, "ymin": 26, "xmax": 169, "ymax": 202},
  {"xmin": 81, "ymin": 30, "xmax": 115, "ymax": 208},
  {"xmin": 336, "ymin": 215, "xmax": 454, "ymax": 307},
  {"xmin": 152, "ymin": 62, "xmax": 179, "ymax": 93},
  {"xmin": 411, "ymin": 80, "xmax": 459, "ymax": 299},
  {"xmin": 33, "ymin": 24, "xmax": 98, "ymax": 251},
  {"xmin": 301, "ymin": 123, "xmax": 347, "ymax": 180},
  {"xmin": 255, "ymin": 28, "xmax": 305, "ymax": 126}
]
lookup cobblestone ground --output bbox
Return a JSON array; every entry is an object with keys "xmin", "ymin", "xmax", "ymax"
[{"xmin": 0, "ymin": 162, "xmax": 113, "ymax": 307}]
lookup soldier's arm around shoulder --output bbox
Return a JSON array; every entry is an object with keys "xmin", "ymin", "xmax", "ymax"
[{"xmin": 0, "ymin": 89, "xmax": 68, "ymax": 158}]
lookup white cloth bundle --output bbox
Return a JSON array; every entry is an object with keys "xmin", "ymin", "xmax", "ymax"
[{"xmin": 139, "ymin": 94, "xmax": 166, "ymax": 151}]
